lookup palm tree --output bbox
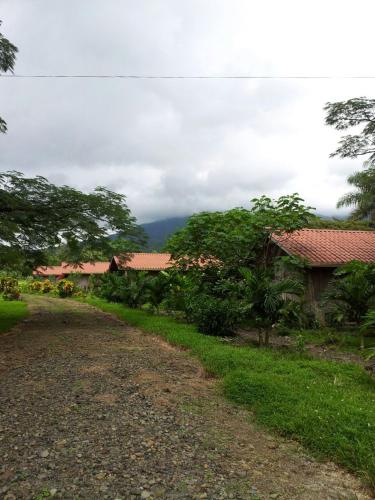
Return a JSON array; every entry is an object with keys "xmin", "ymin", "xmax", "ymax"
[
  {"xmin": 337, "ymin": 167, "xmax": 375, "ymax": 221},
  {"xmin": 239, "ymin": 267, "xmax": 304, "ymax": 346},
  {"xmin": 323, "ymin": 261, "xmax": 375, "ymax": 348}
]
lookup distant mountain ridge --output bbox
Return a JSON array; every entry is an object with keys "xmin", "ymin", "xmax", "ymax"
[
  {"xmin": 140, "ymin": 216, "xmax": 190, "ymax": 250},
  {"xmin": 138, "ymin": 213, "xmax": 371, "ymax": 250}
]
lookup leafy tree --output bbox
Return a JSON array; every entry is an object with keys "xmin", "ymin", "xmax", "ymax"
[
  {"xmin": 0, "ymin": 20, "xmax": 18, "ymax": 133},
  {"xmin": 167, "ymin": 194, "xmax": 313, "ymax": 270},
  {"xmin": 166, "ymin": 195, "xmax": 312, "ymax": 337},
  {"xmin": 325, "ymin": 97, "xmax": 375, "ymax": 220},
  {"xmin": 325, "ymin": 98, "xmax": 375, "ymax": 164},
  {"xmin": 45, "ymin": 236, "xmax": 145, "ymax": 265},
  {"xmin": 323, "ymin": 261, "xmax": 375, "ymax": 348},
  {"xmin": 0, "ymin": 171, "xmax": 144, "ymax": 272}
]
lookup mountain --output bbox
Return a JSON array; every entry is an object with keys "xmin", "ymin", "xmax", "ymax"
[{"xmin": 141, "ymin": 216, "xmax": 189, "ymax": 250}]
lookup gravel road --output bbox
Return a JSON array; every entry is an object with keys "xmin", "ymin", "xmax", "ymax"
[{"xmin": 0, "ymin": 296, "xmax": 372, "ymax": 499}]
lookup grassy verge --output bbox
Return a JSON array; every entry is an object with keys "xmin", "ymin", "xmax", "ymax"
[
  {"xmin": 0, "ymin": 298, "xmax": 28, "ymax": 334},
  {"xmin": 287, "ymin": 328, "xmax": 375, "ymax": 356},
  {"xmin": 82, "ymin": 296, "xmax": 375, "ymax": 486}
]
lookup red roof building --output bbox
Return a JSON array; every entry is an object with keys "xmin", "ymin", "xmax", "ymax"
[
  {"xmin": 271, "ymin": 229, "xmax": 375, "ymax": 267},
  {"xmin": 111, "ymin": 253, "xmax": 174, "ymax": 271},
  {"xmin": 34, "ymin": 261, "xmax": 110, "ymax": 277},
  {"xmin": 271, "ymin": 228, "xmax": 375, "ymax": 300}
]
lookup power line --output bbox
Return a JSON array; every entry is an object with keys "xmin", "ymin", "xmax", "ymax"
[{"xmin": 1, "ymin": 74, "xmax": 375, "ymax": 79}]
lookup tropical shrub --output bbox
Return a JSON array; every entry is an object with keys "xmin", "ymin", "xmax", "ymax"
[
  {"xmin": 0, "ymin": 277, "xmax": 20, "ymax": 300},
  {"xmin": 90, "ymin": 273, "xmax": 128, "ymax": 303},
  {"xmin": 55, "ymin": 279, "xmax": 75, "ymax": 298},
  {"xmin": 185, "ymin": 293, "xmax": 243, "ymax": 336},
  {"xmin": 323, "ymin": 261, "xmax": 375, "ymax": 347},
  {"xmin": 40, "ymin": 279, "xmax": 54, "ymax": 293},
  {"xmin": 238, "ymin": 267, "xmax": 304, "ymax": 345},
  {"xmin": 29, "ymin": 280, "xmax": 44, "ymax": 293},
  {"xmin": 90, "ymin": 271, "xmax": 150, "ymax": 308}
]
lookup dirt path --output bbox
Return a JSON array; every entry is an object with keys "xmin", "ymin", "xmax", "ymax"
[{"xmin": 0, "ymin": 296, "xmax": 372, "ymax": 500}]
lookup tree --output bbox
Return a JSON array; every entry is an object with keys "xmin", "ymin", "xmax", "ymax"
[
  {"xmin": 167, "ymin": 194, "xmax": 313, "ymax": 270},
  {"xmin": 325, "ymin": 98, "xmax": 375, "ymax": 164},
  {"xmin": 323, "ymin": 261, "xmax": 375, "ymax": 349},
  {"xmin": 0, "ymin": 171, "xmax": 144, "ymax": 272},
  {"xmin": 166, "ymin": 194, "xmax": 312, "ymax": 337},
  {"xmin": 336, "ymin": 168, "xmax": 375, "ymax": 221},
  {"xmin": 0, "ymin": 20, "xmax": 18, "ymax": 133},
  {"xmin": 325, "ymin": 97, "xmax": 375, "ymax": 220}
]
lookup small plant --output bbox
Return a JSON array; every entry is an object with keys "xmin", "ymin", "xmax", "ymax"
[
  {"xmin": 294, "ymin": 334, "xmax": 307, "ymax": 355},
  {"xmin": 30, "ymin": 280, "xmax": 44, "ymax": 293},
  {"xmin": 41, "ymin": 279, "xmax": 54, "ymax": 294},
  {"xmin": 56, "ymin": 279, "xmax": 75, "ymax": 298}
]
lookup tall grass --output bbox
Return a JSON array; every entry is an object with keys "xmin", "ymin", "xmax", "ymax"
[
  {"xmin": 0, "ymin": 298, "xmax": 28, "ymax": 334},
  {"xmin": 83, "ymin": 297, "xmax": 375, "ymax": 485}
]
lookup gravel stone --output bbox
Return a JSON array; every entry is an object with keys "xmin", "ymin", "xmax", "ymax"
[{"xmin": 0, "ymin": 296, "xmax": 372, "ymax": 500}]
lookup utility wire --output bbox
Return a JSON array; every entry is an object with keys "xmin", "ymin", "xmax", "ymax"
[{"xmin": 1, "ymin": 74, "xmax": 375, "ymax": 79}]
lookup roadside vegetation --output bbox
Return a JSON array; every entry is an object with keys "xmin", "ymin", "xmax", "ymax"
[
  {"xmin": 0, "ymin": 298, "xmax": 28, "ymax": 334},
  {"xmin": 80, "ymin": 296, "xmax": 375, "ymax": 485}
]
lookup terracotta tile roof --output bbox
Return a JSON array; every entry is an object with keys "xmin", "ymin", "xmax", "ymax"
[
  {"xmin": 271, "ymin": 228, "xmax": 375, "ymax": 267},
  {"xmin": 114, "ymin": 253, "xmax": 174, "ymax": 271},
  {"xmin": 34, "ymin": 262, "xmax": 110, "ymax": 276}
]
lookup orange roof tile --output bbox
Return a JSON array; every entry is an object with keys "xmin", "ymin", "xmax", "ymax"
[
  {"xmin": 114, "ymin": 253, "xmax": 174, "ymax": 271},
  {"xmin": 34, "ymin": 262, "xmax": 110, "ymax": 276},
  {"xmin": 271, "ymin": 229, "xmax": 375, "ymax": 267}
]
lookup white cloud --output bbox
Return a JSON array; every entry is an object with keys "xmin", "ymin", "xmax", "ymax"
[{"xmin": 1, "ymin": 0, "xmax": 375, "ymax": 222}]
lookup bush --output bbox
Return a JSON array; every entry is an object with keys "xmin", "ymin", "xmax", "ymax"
[
  {"xmin": 41, "ymin": 279, "xmax": 54, "ymax": 294},
  {"xmin": 55, "ymin": 279, "xmax": 75, "ymax": 298},
  {"xmin": 185, "ymin": 293, "xmax": 242, "ymax": 336},
  {"xmin": 29, "ymin": 280, "xmax": 44, "ymax": 293},
  {"xmin": 0, "ymin": 277, "xmax": 20, "ymax": 300}
]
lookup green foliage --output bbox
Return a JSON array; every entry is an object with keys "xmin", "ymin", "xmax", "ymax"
[
  {"xmin": 82, "ymin": 297, "xmax": 375, "ymax": 485},
  {"xmin": 0, "ymin": 171, "xmax": 144, "ymax": 272},
  {"xmin": 337, "ymin": 167, "xmax": 375, "ymax": 221},
  {"xmin": 0, "ymin": 298, "xmax": 27, "ymax": 333},
  {"xmin": 165, "ymin": 195, "xmax": 312, "ymax": 336},
  {"xmin": 294, "ymin": 334, "xmax": 307, "ymax": 355},
  {"xmin": 324, "ymin": 261, "xmax": 375, "ymax": 324},
  {"xmin": 28, "ymin": 279, "xmax": 57, "ymax": 295},
  {"xmin": 307, "ymin": 214, "xmax": 372, "ymax": 230},
  {"xmin": 238, "ymin": 266, "xmax": 304, "ymax": 344},
  {"xmin": 325, "ymin": 97, "xmax": 375, "ymax": 219},
  {"xmin": 167, "ymin": 194, "xmax": 313, "ymax": 269},
  {"xmin": 325, "ymin": 97, "xmax": 375, "ymax": 165},
  {"xmin": 0, "ymin": 20, "xmax": 18, "ymax": 133},
  {"xmin": 0, "ymin": 276, "xmax": 20, "ymax": 300},
  {"xmin": 185, "ymin": 293, "xmax": 243, "ymax": 336},
  {"xmin": 323, "ymin": 261, "xmax": 375, "ymax": 348},
  {"xmin": 55, "ymin": 279, "xmax": 75, "ymax": 298},
  {"xmin": 90, "ymin": 271, "xmax": 150, "ymax": 308}
]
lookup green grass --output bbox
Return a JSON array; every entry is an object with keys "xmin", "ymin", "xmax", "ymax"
[
  {"xmin": 82, "ymin": 296, "xmax": 375, "ymax": 486},
  {"xmin": 286, "ymin": 328, "xmax": 375, "ymax": 356},
  {"xmin": 0, "ymin": 298, "xmax": 28, "ymax": 334}
]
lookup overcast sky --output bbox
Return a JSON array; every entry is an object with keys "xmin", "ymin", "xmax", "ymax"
[{"xmin": 1, "ymin": 0, "xmax": 375, "ymax": 223}]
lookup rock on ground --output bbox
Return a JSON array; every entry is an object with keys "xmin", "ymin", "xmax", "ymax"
[{"xmin": 0, "ymin": 296, "xmax": 372, "ymax": 499}]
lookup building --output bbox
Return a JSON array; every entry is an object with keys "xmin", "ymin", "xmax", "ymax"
[
  {"xmin": 33, "ymin": 254, "xmax": 175, "ymax": 288},
  {"xmin": 33, "ymin": 262, "xmax": 110, "ymax": 289},
  {"xmin": 271, "ymin": 229, "xmax": 375, "ymax": 301},
  {"xmin": 110, "ymin": 253, "xmax": 174, "ymax": 273}
]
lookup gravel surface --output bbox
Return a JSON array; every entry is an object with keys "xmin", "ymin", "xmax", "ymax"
[{"xmin": 0, "ymin": 296, "xmax": 372, "ymax": 499}]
